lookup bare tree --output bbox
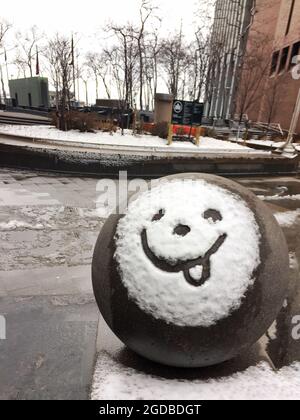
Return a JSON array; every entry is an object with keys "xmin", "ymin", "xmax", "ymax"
[
  {"xmin": 80, "ymin": 64, "xmax": 92, "ymax": 105},
  {"xmin": 235, "ymin": 33, "xmax": 273, "ymax": 124},
  {"xmin": 159, "ymin": 28, "xmax": 187, "ymax": 98},
  {"xmin": 0, "ymin": 19, "xmax": 11, "ymax": 47},
  {"xmin": 102, "ymin": 44, "xmax": 133, "ymax": 135},
  {"xmin": 44, "ymin": 39, "xmax": 60, "ymax": 111},
  {"xmin": 234, "ymin": 32, "xmax": 274, "ymax": 139},
  {"xmin": 85, "ymin": 52, "xmax": 100, "ymax": 99},
  {"xmin": 147, "ymin": 31, "xmax": 161, "ymax": 108},
  {"xmin": 188, "ymin": 29, "xmax": 211, "ymax": 102},
  {"xmin": 106, "ymin": 23, "xmax": 139, "ymax": 108},
  {"xmin": 86, "ymin": 51, "xmax": 111, "ymax": 100},
  {"xmin": 133, "ymin": 0, "xmax": 157, "ymax": 110},
  {"xmin": 45, "ymin": 34, "xmax": 73, "ymax": 130},
  {"xmin": 264, "ymin": 77, "xmax": 281, "ymax": 129},
  {"xmin": 103, "ymin": 46, "xmax": 124, "ymax": 100},
  {"xmin": 0, "ymin": 19, "xmax": 12, "ymax": 104},
  {"xmin": 97, "ymin": 52, "xmax": 112, "ymax": 100},
  {"xmin": 15, "ymin": 26, "xmax": 44, "ymax": 78}
]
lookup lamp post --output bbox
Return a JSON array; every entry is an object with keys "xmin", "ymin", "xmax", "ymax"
[{"xmin": 279, "ymin": 87, "xmax": 300, "ymax": 158}]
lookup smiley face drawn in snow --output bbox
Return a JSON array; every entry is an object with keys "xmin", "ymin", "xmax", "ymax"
[{"xmin": 115, "ymin": 180, "xmax": 261, "ymax": 328}]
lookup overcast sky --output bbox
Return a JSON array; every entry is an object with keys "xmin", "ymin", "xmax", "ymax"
[
  {"xmin": 1, "ymin": 0, "xmax": 201, "ymax": 41},
  {"xmin": 1, "ymin": 0, "xmax": 214, "ymax": 103}
]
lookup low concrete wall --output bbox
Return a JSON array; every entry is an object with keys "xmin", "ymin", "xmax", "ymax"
[{"xmin": 0, "ymin": 142, "xmax": 298, "ymax": 177}]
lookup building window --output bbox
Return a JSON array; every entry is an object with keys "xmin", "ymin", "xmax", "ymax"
[
  {"xmin": 286, "ymin": 0, "xmax": 295, "ymax": 36},
  {"xmin": 289, "ymin": 41, "xmax": 300, "ymax": 68},
  {"xmin": 279, "ymin": 46, "xmax": 289, "ymax": 73},
  {"xmin": 270, "ymin": 50, "xmax": 280, "ymax": 75}
]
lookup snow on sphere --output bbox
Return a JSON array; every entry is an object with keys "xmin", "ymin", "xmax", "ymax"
[{"xmin": 115, "ymin": 179, "xmax": 261, "ymax": 328}]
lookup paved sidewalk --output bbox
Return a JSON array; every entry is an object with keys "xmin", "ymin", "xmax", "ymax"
[
  {"xmin": 0, "ymin": 169, "xmax": 300, "ymax": 399},
  {"xmin": 0, "ymin": 168, "xmax": 106, "ymax": 400}
]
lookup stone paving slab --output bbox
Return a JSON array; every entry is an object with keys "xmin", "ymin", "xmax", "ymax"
[
  {"xmin": 0, "ymin": 296, "xmax": 99, "ymax": 400},
  {"xmin": 0, "ymin": 266, "xmax": 92, "ymax": 297}
]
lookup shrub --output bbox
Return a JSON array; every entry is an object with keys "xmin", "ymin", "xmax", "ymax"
[
  {"xmin": 68, "ymin": 111, "xmax": 99, "ymax": 132},
  {"xmin": 148, "ymin": 122, "xmax": 169, "ymax": 139},
  {"xmin": 204, "ymin": 127, "xmax": 216, "ymax": 138},
  {"xmin": 50, "ymin": 111, "xmax": 117, "ymax": 133}
]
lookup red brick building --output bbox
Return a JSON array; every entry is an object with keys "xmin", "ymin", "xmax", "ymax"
[{"xmin": 238, "ymin": 0, "xmax": 300, "ymax": 133}]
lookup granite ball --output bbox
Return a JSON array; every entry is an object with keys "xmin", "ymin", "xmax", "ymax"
[{"xmin": 92, "ymin": 173, "xmax": 289, "ymax": 368}]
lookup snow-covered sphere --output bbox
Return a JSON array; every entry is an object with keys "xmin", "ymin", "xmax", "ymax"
[
  {"xmin": 115, "ymin": 179, "xmax": 261, "ymax": 328},
  {"xmin": 92, "ymin": 174, "xmax": 289, "ymax": 368}
]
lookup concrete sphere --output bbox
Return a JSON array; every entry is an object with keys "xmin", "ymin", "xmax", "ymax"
[{"xmin": 92, "ymin": 174, "xmax": 289, "ymax": 368}]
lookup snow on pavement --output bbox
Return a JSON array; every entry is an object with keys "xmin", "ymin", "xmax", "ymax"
[
  {"xmin": 274, "ymin": 209, "xmax": 300, "ymax": 227},
  {"xmin": 232, "ymin": 137, "xmax": 300, "ymax": 152},
  {"xmin": 259, "ymin": 194, "xmax": 300, "ymax": 202},
  {"xmin": 247, "ymin": 139, "xmax": 300, "ymax": 151},
  {"xmin": 0, "ymin": 220, "xmax": 44, "ymax": 231},
  {"xmin": 0, "ymin": 125, "xmax": 257, "ymax": 152},
  {"xmin": 91, "ymin": 352, "xmax": 300, "ymax": 400}
]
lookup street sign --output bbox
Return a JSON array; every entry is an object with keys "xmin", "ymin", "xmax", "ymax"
[{"xmin": 172, "ymin": 100, "xmax": 204, "ymax": 126}]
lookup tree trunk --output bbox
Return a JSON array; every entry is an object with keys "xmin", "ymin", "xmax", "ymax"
[{"xmin": 95, "ymin": 75, "xmax": 99, "ymax": 100}]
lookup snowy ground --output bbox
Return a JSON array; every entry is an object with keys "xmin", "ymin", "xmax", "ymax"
[
  {"xmin": 91, "ymin": 353, "xmax": 300, "ymax": 400},
  {"xmin": 250, "ymin": 140, "xmax": 300, "ymax": 152},
  {"xmin": 0, "ymin": 125, "xmax": 258, "ymax": 152},
  {"xmin": 274, "ymin": 209, "xmax": 300, "ymax": 227},
  {"xmin": 232, "ymin": 137, "xmax": 300, "ymax": 152}
]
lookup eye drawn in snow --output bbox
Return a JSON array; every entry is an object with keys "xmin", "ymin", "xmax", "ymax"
[{"xmin": 115, "ymin": 179, "xmax": 261, "ymax": 328}]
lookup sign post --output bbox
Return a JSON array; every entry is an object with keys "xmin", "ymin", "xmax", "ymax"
[
  {"xmin": 195, "ymin": 126, "xmax": 201, "ymax": 146},
  {"xmin": 172, "ymin": 100, "xmax": 204, "ymax": 126},
  {"xmin": 167, "ymin": 123, "xmax": 174, "ymax": 146},
  {"xmin": 170, "ymin": 100, "xmax": 204, "ymax": 146}
]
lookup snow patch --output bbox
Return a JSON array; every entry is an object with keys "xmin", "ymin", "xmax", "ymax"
[
  {"xmin": 289, "ymin": 252, "xmax": 298, "ymax": 270},
  {"xmin": 115, "ymin": 179, "xmax": 261, "ymax": 327},
  {"xmin": 259, "ymin": 194, "xmax": 300, "ymax": 202},
  {"xmin": 0, "ymin": 124, "xmax": 257, "ymax": 152},
  {"xmin": 274, "ymin": 210, "xmax": 300, "ymax": 227},
  {"xmin": 91, "ymin": 352, "xmax": 300, "ymax": 400},
  {"xmin": 268, "ymin": 321, "xmax": 278, "ymax": 341},
  {"xmin": 77, "ymin": 208, "xmax": 106, "ymax": 219},
  {"xmin": 0, "ymin": 220, "xmax": 44, "ymax": 231}
]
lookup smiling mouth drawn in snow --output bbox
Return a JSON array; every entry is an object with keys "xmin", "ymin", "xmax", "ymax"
[
  {"xmin": 115, "ymin": 179, "xmax": 261, "ymax": 327},
  {"xmin": 141, "ymin": 209, "xmax": 227, "ymax": 288}
]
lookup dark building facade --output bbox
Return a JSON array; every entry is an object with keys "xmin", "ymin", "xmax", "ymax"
[
  {"xmin": 205, "ymin": 0, "xmax": 255, "ymax": 120},
  {"xmin": 9, "ymin": 77, "xmax": 49, "ymax": 108}
]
